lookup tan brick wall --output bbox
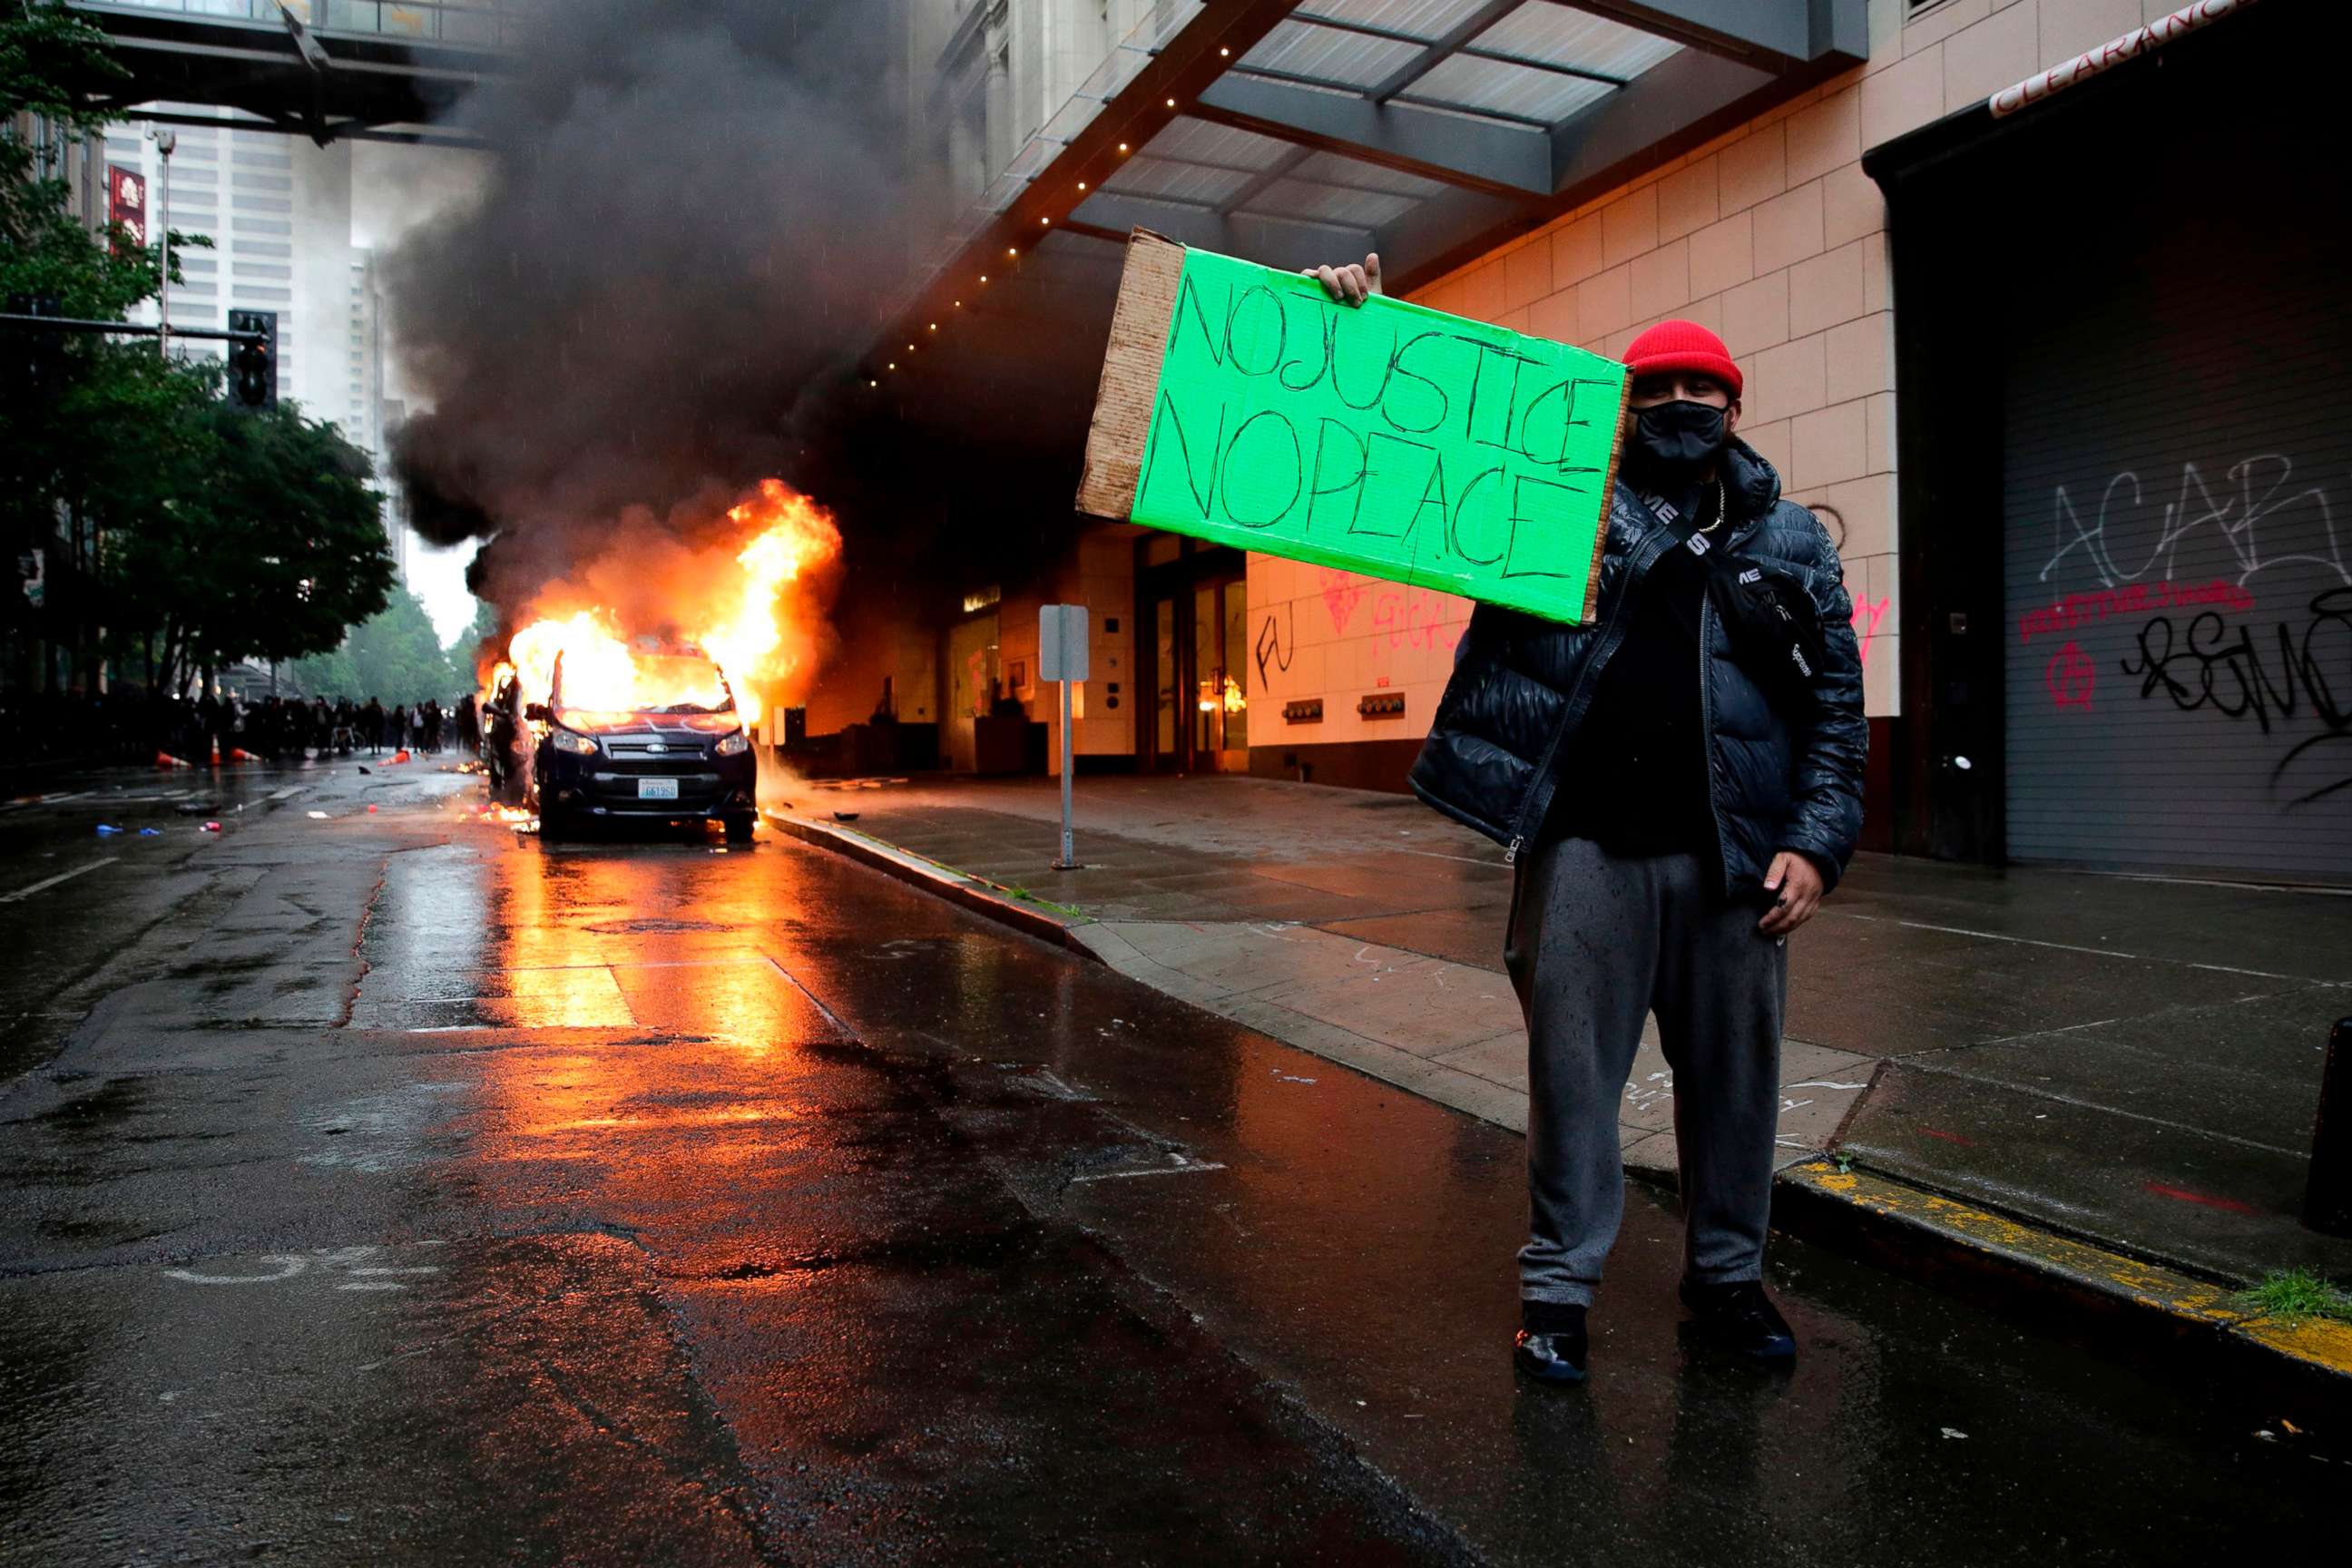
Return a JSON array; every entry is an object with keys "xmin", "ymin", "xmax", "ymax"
[
  {"xmin": 1034, "ymin": 526, "xmax": 1140, "ymax": 771},
  {"xmin": 1246, "ymin": 0, "xmax": 2181, "ymax": 740}
]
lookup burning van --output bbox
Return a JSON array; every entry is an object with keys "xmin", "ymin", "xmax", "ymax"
[{"xmin": 525, "ymin": 643, "xmax": 757, "ymax": 842}]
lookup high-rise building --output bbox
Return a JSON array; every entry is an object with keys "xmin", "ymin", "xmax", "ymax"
[{"xmin": 103, "ymin": 109, "xmax": 412, "ymax": 578}]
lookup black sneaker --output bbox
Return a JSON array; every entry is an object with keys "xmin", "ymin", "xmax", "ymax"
[
  {"xmin": 1679, "ymin": 1279, "xmax": 1796, "ymax": 1362},
  {"xmin": 1514, "ymin": 1303, "xmax": 1588, "ymax": 1383}
]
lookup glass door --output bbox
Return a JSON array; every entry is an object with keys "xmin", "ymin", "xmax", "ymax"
[
  {"xmin": 1138, "ymin": 539, "xmax": 1250, "ymax": 774},
  {"xmin": 1151, "ymin": 593, "xmax": 1180, "ymax": 770},
  {"xmin": 1191, "ymin": 578, "xmax": 1249, "ymax": 768}
]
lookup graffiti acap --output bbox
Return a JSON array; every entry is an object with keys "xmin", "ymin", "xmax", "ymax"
[{"xmin": 2040, "ymin": 455, "xmax": 2348, "ymax": 592}]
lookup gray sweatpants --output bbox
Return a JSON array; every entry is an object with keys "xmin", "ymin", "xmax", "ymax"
[{"xmin": 1504, "ymin": 836, "xmax": 1788, "ymax": 1306}]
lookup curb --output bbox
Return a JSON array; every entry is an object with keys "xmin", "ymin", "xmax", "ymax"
[
  {"xmin": 1775, "ymin": 1160, "xmax": 2352, "ymax": 1419},
  {"xmin": 777, "ymin": 810, "xmax": 2352, "ymax": 1416},
  {"xmin": 763, "ymin": 812, "xmax": 1100, "ymax": 957}
]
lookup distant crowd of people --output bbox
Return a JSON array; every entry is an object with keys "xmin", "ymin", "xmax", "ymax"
[{"xmin": 0, "ymin": 688, "xmax": 483, "ymax": 767}]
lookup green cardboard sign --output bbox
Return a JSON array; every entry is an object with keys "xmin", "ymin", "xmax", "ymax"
[{"xmin": 1078, "ymin": 234, "xmax": 1626, "ymax": 624}]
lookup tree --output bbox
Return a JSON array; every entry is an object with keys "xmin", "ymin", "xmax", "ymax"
[
  {"xmin": 2, "ymin": 3, "xmax": 253, "ymax": 701},
  {"xmin": 289, "ymin": 583, "xmax": 458, "ymax": 706},
  {"xmin": 449, "ymin": 595, "xmax": 497, "ymax": 681},
  {"xmin": 90, "ymin": 392, "xmax": 395, "ymax": 696}
]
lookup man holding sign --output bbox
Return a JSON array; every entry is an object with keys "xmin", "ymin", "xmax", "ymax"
[{"xmin": 1310, "ymin": 257, "xmax": 1866, "ymax": 1382}]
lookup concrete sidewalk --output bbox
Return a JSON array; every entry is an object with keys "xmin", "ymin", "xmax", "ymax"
[{"xmin": 774, "ymin": 773, "xmax": 2352, "ymax": 1299}]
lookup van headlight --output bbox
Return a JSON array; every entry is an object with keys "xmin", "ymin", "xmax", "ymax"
[
  {"xmin": 552, "ymin": 729, "xmax": 597, "ymax": 755},
  {"xmin": 715, "ymin": 730, "xmax": 749, "ymax": 756}
]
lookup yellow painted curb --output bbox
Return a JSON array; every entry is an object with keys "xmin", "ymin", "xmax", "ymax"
[{"xmin": 1786, "ymin": 1161, "xmax": 2352, "ymax": 1382}]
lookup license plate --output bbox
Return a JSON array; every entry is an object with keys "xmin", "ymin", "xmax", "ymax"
[{"xmin": 636, "ymin": 777, "xmax": 680, "ymax": 800}]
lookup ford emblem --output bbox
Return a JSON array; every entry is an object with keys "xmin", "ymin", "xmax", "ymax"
[{"xmin": 644, "ymin": 742, "xmax": 666, "ymax": 754}]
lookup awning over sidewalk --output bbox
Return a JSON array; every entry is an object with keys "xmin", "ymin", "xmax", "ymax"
[{"xmin": 874, "ymin": 0, "xmax": 1865, "ymax": 436}]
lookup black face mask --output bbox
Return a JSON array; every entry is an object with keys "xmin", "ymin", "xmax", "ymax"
[{"xmin": 1627, "ymin": 398, "xmax": 1729, "ymax": 473}]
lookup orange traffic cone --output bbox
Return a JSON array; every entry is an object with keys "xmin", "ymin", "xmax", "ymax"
[
  {"xmin": 229, "ymin": 748, "xmax": 261, "ymax": 762},
  {"xmin": 388, "ymin": 749, "xmax": 412, "ymax": 765},
  {"xmin": 155, "ymin": 751, "xmax": 191, "ymax": 769},
  {"xmin": 210, "ymin": 736, "xmax": 222, "ymax": 766}
]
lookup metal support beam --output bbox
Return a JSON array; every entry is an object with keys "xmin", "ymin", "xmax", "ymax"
[
  {"xmin": 1548, "ymin": 46, "xmax": 1779, "ymax": 197},
  {"xmin": 1367, "ymin": 0, "xmax": 1519, "ymax": 103},
  {"xmin": 1069, "ymin": 191, "xmax": 1377, "ymax": 275},
  {"xmin": 1193, "ymin": 72, "xmax": 1552, "ymax": 196},
  {"xmin": 1289, "ymin": 9, "xmax": 1628, "ymax": 87},
  {"xmin": 1069, "ymin": 192, "xmax": 1236, "ymax": 255},
  {"xmin": 57, "ymin": 3, "xmax": 506, "ymax": 137},
  {"xmin": 116, "ymin": 108, "xmax": 485, "ymax": 151},
  {"xmin": 1565, "ymin": 1, "xmax": 1866, "ymax": 74},
  {"xmin": 0, "ymin": 314, "xmax": 262, "ymax": 344},
  {"xmin": 1220, "ymin": 143, "xmax": 1316, "ymax": 214}
]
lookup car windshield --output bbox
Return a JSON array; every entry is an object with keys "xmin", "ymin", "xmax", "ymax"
[{"xmin": 554, "ymin": 653, "xmax": 735, "ymax": 715}]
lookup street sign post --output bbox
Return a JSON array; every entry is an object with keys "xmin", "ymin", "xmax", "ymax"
[{"xmin": 1039, "ymin": 603, "xmax": 1089, "ymax": 870}]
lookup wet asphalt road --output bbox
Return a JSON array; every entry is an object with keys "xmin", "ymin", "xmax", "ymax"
[{"xmin": 0, "ymin": 761, "xmax": 2338, "ymax": 1564}]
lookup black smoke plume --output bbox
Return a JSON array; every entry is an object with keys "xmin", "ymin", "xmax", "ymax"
[{"xmin": 386, "ymin": 0, "xmax": 926, "ymax": 615}]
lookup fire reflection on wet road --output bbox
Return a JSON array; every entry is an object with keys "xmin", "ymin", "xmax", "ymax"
[
  {"xmin": 343, "ymin": 829, "xmax": 1466, "ymax": 1563},
  {"xmin": 0, "ymin": 779, "xmax": 2336, "ymax": 1564},
  {"xmin": 386, "ymin": 827, "xmax": 2339, "ymax": 1561}
]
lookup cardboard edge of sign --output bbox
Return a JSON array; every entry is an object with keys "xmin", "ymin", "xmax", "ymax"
[
  {"xmin": 1075, "ymin": 229, "xmax": 1186, "ymax": 524},
  {"xmin": 1075, "ymin": 227, "xmax": 1622, "ymax": 627}
]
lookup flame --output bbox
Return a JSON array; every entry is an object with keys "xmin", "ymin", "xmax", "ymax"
[
  {"xmin": 488, "ymin": 480, "xmax": 841, "ymax": 730},
  {"xmin": 691, "ymin": 481, "xmax": 840, "ymax": 726}
]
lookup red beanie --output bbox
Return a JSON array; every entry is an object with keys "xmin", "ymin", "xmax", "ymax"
[{"xmin": 1623, "ymin": 318, "xmax": 1742, "ymax": 400}]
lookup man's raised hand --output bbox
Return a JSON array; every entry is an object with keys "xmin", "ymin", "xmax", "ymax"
[{"xmin": 1305, "ymin": 252, "xmax": 1381, "ymax": 305}]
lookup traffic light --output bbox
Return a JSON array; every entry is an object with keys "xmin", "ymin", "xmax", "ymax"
[
  {"xmin": 6, "ymin": 295, "xmax": 65, "ymax": 404},
  {"xmin": 228, "ymin": 309, "xmax": 277, "ymax": 409}
]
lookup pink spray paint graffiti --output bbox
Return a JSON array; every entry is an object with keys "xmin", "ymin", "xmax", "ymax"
[
  {"xmin": 2045, "ymin": 640, "xmax": 2096, "ymax": 709},
  {"xmin": 1849, "ymin": 594, "xmax": 1890, "ymax": 671},
  {"xmin": 1369, "ymin": 587, "xmax": 1467, "ymax": 662},
  {"xmin": 1318, "ymin": 569, "xmax": 1367, "ymax": 637},
  {"xmin": 1806, "ymin": 503, "xmax": 1890, "ymax": 681}
]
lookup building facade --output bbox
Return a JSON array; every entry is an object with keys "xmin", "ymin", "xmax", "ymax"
[
  {"xmin": 843, "ymin": 0, "xmax": 2347, "ymax": 885},
  {"xmin": 98, "ymin": 110, "xmax": 416, "ymax": 579}
]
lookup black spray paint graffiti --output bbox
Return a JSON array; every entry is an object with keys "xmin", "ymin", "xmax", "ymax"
[
  {"xmin": 2042, "ymin": 455, "xmax": 2349, "ymax": 590},
  {"xmin": 2120, "ymin": 588, "xmax": 2352, "ymax": 808},
  {"xmin": 1804, "ymin": 503, "xmax": 1846, "ymax": 553},
  {"xmin": 1253, "ymin": 605, "xmax": 1296, "ymax": 690}
]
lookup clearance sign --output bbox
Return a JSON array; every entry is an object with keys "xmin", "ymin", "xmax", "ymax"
[
  {"xmin": 1990, "ymin": 0, "xmax": 2256, "ymax": 117},
  {"xmin": 1078, "ymin": 231, "xmax": 1625, "ymax": 626}
]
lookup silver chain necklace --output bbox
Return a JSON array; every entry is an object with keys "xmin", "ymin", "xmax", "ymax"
[{"xmin": 1696, "ymin": 477, "xmax": 1728, "ymax": 534}]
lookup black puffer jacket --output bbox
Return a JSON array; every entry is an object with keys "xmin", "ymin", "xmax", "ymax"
[{"xmin": 1408, "ymin": 440, "xmax": 1867, "ymax": 893}]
